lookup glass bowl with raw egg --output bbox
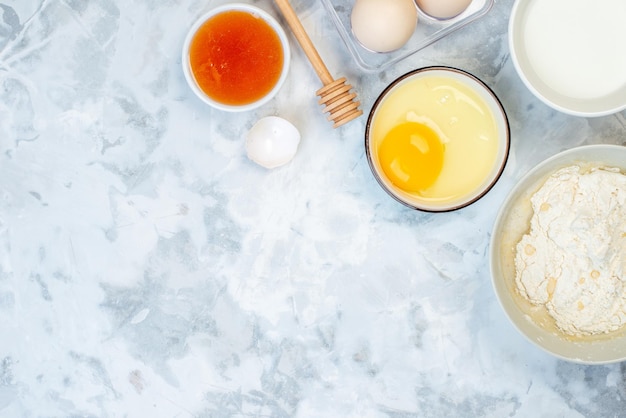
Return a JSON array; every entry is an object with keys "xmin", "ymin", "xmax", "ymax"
[
  {"xmin": 365, "ymin": 66, "xmax": 510, "ymax": 212},
  {"xmin": 182, "ymin": 3, "xmax": 290, "ymax": 112}
]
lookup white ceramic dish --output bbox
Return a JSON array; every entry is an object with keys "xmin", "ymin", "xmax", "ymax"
[
  {"xmin": 490, "ymin": 144, "xmax": 626, "ymax": 364},
  {"xmin": 320, "ymin": 0, "xmax": 494, "ymax": 73},
  {"xmin": 509, "ymin": 0, "xmax": 626, "ymax": 117},
  {"xmin": 182, "ymin": 3, "xmax": 290, "ymax": 112},
  {"xmin": 365, "ymin": 66, "xmax": 510, "ymax": 212}
]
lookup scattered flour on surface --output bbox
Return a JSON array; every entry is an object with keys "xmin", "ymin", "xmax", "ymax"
[{"xmin": 514, "ymin": 165, "xmax": 626, "ymax": 336}]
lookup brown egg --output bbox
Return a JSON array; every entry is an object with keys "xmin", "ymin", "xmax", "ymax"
[
  {"xmin": 350, "ymin": 0, "xmax": 418, "ymax": 53},
  {"xmin": 415, "ymin": 0, "xmax": 472, "ymax": 20}
]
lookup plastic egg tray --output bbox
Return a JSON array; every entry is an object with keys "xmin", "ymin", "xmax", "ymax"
[{"xmin": 319, "ymin": 0, "xmax": 495, "ymax": 72}]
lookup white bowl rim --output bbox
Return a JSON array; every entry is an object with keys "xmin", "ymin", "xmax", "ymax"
[
  {"xmin": 508, "ymin": 0, "xmax": 626, "ymax": 117},
  {"xmin": 365, "ymin": 66, "xmax": 511, "ymax": 212},
  {"xmin": 181, "ymin": 3, "xmax": 290, "ymax": 112},
  {"xmin": 490, "ymin": 144, "xmax": 626, "ymax": 364}
]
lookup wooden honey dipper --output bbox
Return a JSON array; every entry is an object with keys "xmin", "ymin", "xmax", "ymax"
[{"xmin": 273, "ymin": 0, "xmax": 363, "ymax": 128}]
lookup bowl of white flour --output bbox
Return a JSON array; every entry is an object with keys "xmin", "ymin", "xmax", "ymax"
[{"xmin": 490, "ymin": 144, "xmax": 626, "ymax": 364}]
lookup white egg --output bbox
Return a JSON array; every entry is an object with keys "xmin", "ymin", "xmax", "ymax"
[
  {"xmin": 415, "ymin": 0, "xmax": 472, "ymax": 20},
  {"xmin": 350, "ymin": 0, "xmax": 418, "ymax": 53},
  {"xmin": 245, "ymin": 116, "xmax": 301, "ymax": 169}
]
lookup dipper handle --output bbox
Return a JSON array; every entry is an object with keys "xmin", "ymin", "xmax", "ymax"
[
  {"xmin": 273, "ymin": 0, "xmax": 362, "ymax": 128},
  {"xmin": 273, "ymin": 0, "xmax": 334, "ymax": 85}
]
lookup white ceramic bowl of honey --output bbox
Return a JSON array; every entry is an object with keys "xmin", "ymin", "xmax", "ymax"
[
  {"xmin": 365, "ymin": 66, "xmax": 510, "ymax": 212},
  {"xmin": 182, "ymin": 4, "xmax": 290, "ymax": 112}
]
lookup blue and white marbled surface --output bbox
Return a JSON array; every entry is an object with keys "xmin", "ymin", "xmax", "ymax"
[{"xmin": 1, "ymin": 0, "xmax": 626, "ymax": 416}]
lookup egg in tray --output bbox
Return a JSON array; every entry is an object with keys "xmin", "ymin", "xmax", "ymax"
[{"xmin": 320, "ymin": 0, "xmax": 494, "ymax": 72}]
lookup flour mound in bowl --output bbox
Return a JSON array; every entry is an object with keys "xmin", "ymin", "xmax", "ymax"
[{"xmin": 514, "ymin": 165, "xmax": 626, "ymax": 336}]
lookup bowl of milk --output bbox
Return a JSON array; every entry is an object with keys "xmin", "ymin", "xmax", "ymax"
[{"xmin": 509, "ymin": 0, "xmax": 626, "ymax": 117}]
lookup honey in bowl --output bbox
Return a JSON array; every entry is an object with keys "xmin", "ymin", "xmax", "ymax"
[
  {"xmin": 366, "ymin": 67, "xmax": 509, "ymax": 211},
  {"xmin": 183, "ymin": 5, "xmax": 290, "ymax": 111}
]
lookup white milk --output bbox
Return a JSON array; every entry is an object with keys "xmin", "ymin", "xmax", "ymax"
[{"xmin": 523, "ymin": 0, "xmax": 626, "ymax": 99}]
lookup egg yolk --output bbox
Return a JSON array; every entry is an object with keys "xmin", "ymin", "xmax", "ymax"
[{"xmin": 378, "ymin": 122, "xmax": 444, "ymax": 192}]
